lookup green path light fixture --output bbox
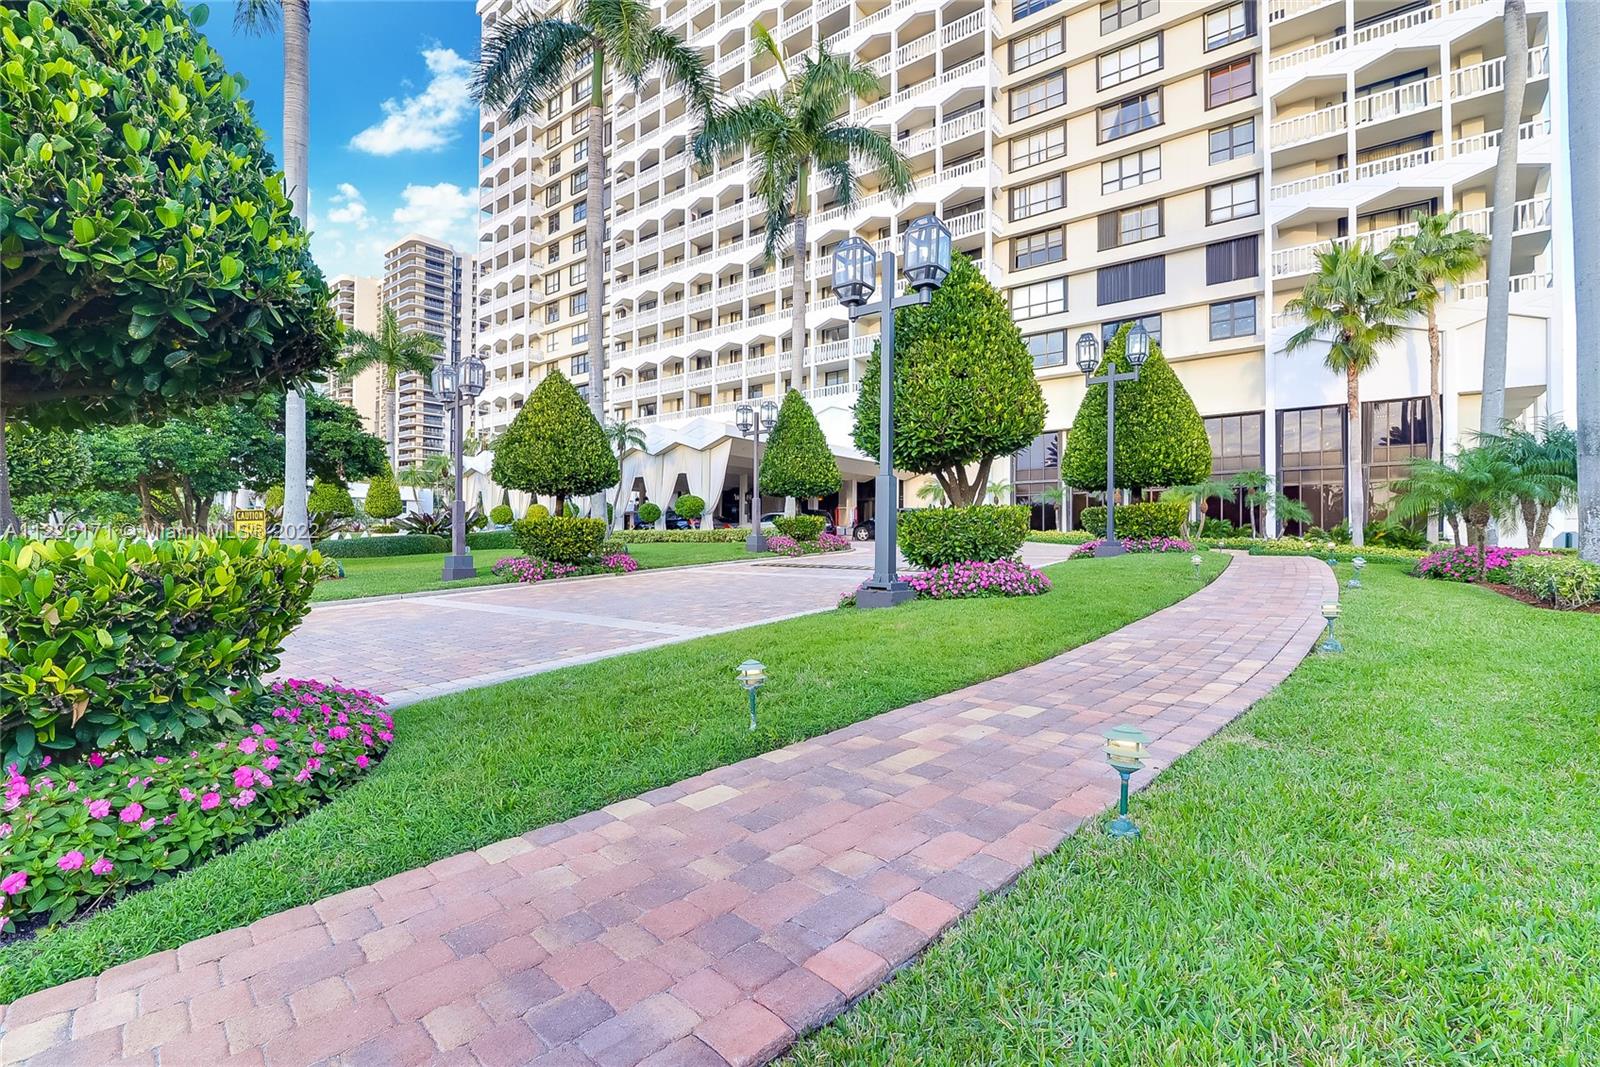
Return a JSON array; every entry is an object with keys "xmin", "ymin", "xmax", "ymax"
[
  {"xmin": 1317, "ymin": 601, "xmax": 1343, "ymax": 653},
  {"xmin": 737, "ymin": 659, "xmax": 766, "ymax": 731},
  {"xmin": 832, "ymin": 214, "xmax": 953, "ymax": 609},
  {"xmin": 1347, "ymin": 556, "xmax": 1365, "ymax": 589},
  {"xmin": 1103, "ymin": 724, "xmax": 1150, "ymax": 839},
  {"xmin": 1190, "ymin": 553, "xmax": 1203, "ymax": 583},
  {"xmin": 1077, "ymin": 325, "xmax": 1150, "ymax": 558}
]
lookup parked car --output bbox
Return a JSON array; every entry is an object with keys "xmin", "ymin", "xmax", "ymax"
[
  {"xmin": 661, "ymin": 510, "xmax": 694, "ymax": 530},
  {"xmin": 759, "ymin": 510, "xmax": 837, "ymax": 535},
  {"xmin": 851, "ymin": 510, "xmax": 913, "ymax": 541}
]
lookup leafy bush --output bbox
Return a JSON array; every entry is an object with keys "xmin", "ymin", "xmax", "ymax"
[
  {"xmin": 363, "ymin": 469, "xmax": 403, "ymax": 521},
  {"xmin": 671, "ymin": 495, "xmax": 706, "ymax": 522},
  {"xmin": 0, "ymin": 680, "xmax": 391, "ymax": 935},
  {"xmin": 527, "ymin": 503, "xmax": 551, "ymax": 521},
  {"xmin": 492, "ymin": 557, "xmax": 581, "ymax": 583},
  {"xmin": 397, "ymin": 509, "xmax": 486, "ymax": 538},
  {"xmin": 512, "ymin": 516, "xmax": 606, "ymax": 564},
  {"xmin": 761, "ymin": 392, "xmax": 841, "ymax": 500},
  {"xmin": 1221, "ymin": 538, "xmax": 1426, "ymax": 564},
  {"xmin": 1507, "ymin": 555, "xmax": 1600, "ymax": 609},
  {"xmin": 613, "ymin": 527, "xmax": 754, "ymax": 544},
  {"xmin": 318, "ymin": 534, "xmax": 448, "ymax": 558},
  {"xmin": 306, "ymin": 482, "xmax": 355, "ymax": 519},
  {"xmin": 905, "ymin": 559, "xmax": 1052, "ymax": 600},
  {"xmin": 1199, "ymin": 518, "xmax": 1251, "ymax": 539},
  {"xmin": 1071, "ymin": 537, "xmax": 1194, "ymax": 558},
  {"xmin": 1026, "ymin": 530, "xmax": 1099, "ymax": 545},
  {"xmin": 466, "ymin": 530, "xmax": 516, "ymax": 550},
  {"xmin": 1413, "ymin": 545, "xmax": 1548, "ymax": 582},
  {"xmin": 636, "ymin": 502, "xmax": 662, "ymax": 525},
  {"xmin": 489, "ymin": 504, "xmax": 515, "ymax": 526},
  {"xmin": 897, "ymin": 505, "xmax": 1029, "ymax": 568},
  {"xmin": 264, "ymin": 485, "xmax": 286, "ymax": 510},
  {"xmin": 491, "ymin": 372, "xmax": 619, "ymax": 512},
  {"xmin": 1079, "ymin": 499, "xmax": 1186, "ymax": 540},
  {"xmin": 772, "ymin": 515, "xmax": 826, "ymax": 541},
  {"xmin": 1, "ymin": 535, "xmax": 323, "ymax": 770},
  {"xmin": 1364, "ymin": 519, "xmax": 1430, "ymax": 551}
]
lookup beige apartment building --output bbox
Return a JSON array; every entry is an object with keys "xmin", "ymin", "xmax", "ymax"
[
  {"xmin": 475, "ymin": 0, "xmax": 1576, "ymax": 542},
  {"xmin": 382, "ymin": 234, "xmax": 469, "ymax": 468},
  {"xmin": 328, "ymin": 274, "xmax": 384, "ymax": 436}
]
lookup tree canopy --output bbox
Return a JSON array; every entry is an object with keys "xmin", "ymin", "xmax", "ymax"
[
  {"xmin": 851, "ymin": 253, "xmax": 1045, "ymax": 506},
  {"xmin": 491, "ymin": 371, "xmax": 619, "ymax": 513},
  {"xmin": 0, "ymin": 0, "xmax": 341, "ymax": 429},
  {"xmin": 1062, "ymin": 323, "xmax": 1212, "ymax": 493},
  {"xmin": 760, "ymin": 391, "xmax": 840, "ymax": 500}
]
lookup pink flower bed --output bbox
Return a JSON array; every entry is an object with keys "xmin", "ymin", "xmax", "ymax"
[
  {"xmin": 1071, "ymin": 537, "xmax": 1195, "ymax": 558},
  {"xmin": 767, "ymin": 532, "xmax": 852, "ymax": 557},
  {"xmin": 1413, "ymin": 544, "xmax": 1549, "ymax": 582},
  {"xmin": 601, "ymin": 552, "xmax": 639, "ymax": 574},
  {"xmin": 1, "ymin": 680, "xmax": 391, "ymax": 938},
  {"xmin": 493, "ymin": 557, "xmax": 582, "ymax": 583},
  {"xmin": 906, "ymin": 558, "xmax": 1053, "ymax": 599}
]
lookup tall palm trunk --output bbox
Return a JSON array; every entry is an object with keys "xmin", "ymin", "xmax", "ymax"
[
  {"xmin": 585, "ymin": 51, "xmax": 609, "ymax": 526},
  {"xmin": 280, "ymin": 0, "xmax": 311, "ymax": 548},
  {"xmin": 1427, "ymin": 304, "xmax": 1442, "ymax": 462},
  {"xmin": 388, "ymin": 373, "xmax": 400, "ymax": 472},
  {"xmin": 1480, "ymin": 0, "xmax": 1526, "ymax": 437},
  {"xmin": 1346, "ymin": 360, "xmax": 1365, "ymax": 547},
  {"xmin": 788, "ymin": 166, "xmax": 809, "ymax": 397},
  {"xmin": 1574, "ymin": 0, "xmax": 1600, "ymax": 563}
]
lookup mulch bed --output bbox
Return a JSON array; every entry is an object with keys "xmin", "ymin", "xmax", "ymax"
[{"xmin": 1482, "ymin": 582, "xmax": 1600, "ymax": 615}]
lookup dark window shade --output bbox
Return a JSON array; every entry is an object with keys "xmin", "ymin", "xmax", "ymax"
[
  {"xmin": 1206, "ymin": 235, "xmax": 1259, "ymax": 283},
  {"xmin": 1097, "ymin": 255, "xmax": 1165, "ymax": 305}
]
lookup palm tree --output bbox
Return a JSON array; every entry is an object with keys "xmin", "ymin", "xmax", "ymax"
[
  {"xmin": 604, "ymin": 416, "xmax": 648, "ymax": 527},
  {"xmin": 693, "ymin": 32, "xmax": 913, "ymax": 398},
  {"xmin": 1574, "ymin": 0, "xmax": 1600, "ymax": 564},
  {"xmin": 984, "ymin": 479, "xmax": 1012, "ymax": 504},
  {"xmin": 340, "ymin": 306, "xmax": 444, "ymax": 471},
  {"xmin": 1389, "ymin": 445, "xmax": 1562, "ymax": 578},
  {"xmin": 916, "ymin": 481, "xmax": 947, "ymax": 507},
  {"xmin": 399, "ymin": 455, "xmax": 453, "ymax": 509},
  {"xmin": 235, "ymin": 0, "xmax": 311, "ymax": 548},
  {"xmin": 1480, "ymin": 0, "xmax": 1528, "ymax": 436},
  {"xmin": 475, "ymin": 0, "xmax": 715, "ymax": 521},
  {"xmin": 1479, "ymin": 418, "xmax": 1577, "ymax": 547},
  {"xmin": 1285, "ymin": 243, "xmax": 1410, "ymax": 547},
  {"xmin": 1038, "ymin": 483, "xmax": 1069, "ymax": 531},
  {"xmin": 1163, "ymin": 474, "xmax": 1240, "ymax": 539},
  {"xmin": 1388, "ymin": 214, "xmax": 1485, "ymax": 462}
]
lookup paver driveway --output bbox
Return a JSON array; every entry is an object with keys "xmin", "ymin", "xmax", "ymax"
[
  {"xmin": 0, "ymin": 553, "xmax": 1332, "ymax": 1067},
  {"xmin": 275, "ymin": 543, "xmax": 1076, "ymax": 706}
]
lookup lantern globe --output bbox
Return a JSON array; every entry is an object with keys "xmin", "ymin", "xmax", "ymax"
[
  {"xmin": 831, "ymin": 236, "xmax": 878, "ymax": 308},
  {"xmin": 902, "ymin": 214, "xmax": 953, "ymax": 293},
  {"xmin": 1076, "ymin": 332, "xmax": 1100, "ymax": 374}
]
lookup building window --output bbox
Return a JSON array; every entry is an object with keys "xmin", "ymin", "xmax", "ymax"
[
  {"xmin": 1098, "ymin": 200, "xmax": 1162, "ymax": 250},
  {"xmin": 573, "ymin": 233, "xmax": 587, "ymax": 254},
  {"xmin": 1011, "ymin": 279, "xmax": 1067, "ymax": 319},
  {"xmin": 572, "ymin": 325, "xmax": 589, "ymax": 345},
  {"xmin": 1013, "ymin": 0, "xmax": 1062, "ymax": 20},
  {"xmin": 1099, "ymin": 89, "xmax": 1162, "ymax": 142},
  {"xmin": 545, "ymin": 305, "xmax": 559, "ymax": 323},
  {"xmin": 1100, "ymin": 0, "xmax": 1158, "ymax": 34},
  {"xmin": 1204, "ymin": 1, "xmax": 1256, "ymax": 50},
  {"xmin": 1206, "ymin": 56, "xmax": 1255, "ymax": 108},
  {"xmin": 573, "ymin": 201, "xmax": 588, "ymax": 223},
  {"xmin": 1206, "ymin": 176, "xmax": 1259, "ymax": 223},
  {"xmin": 546, "ymin": 212, "xmax": 561, "ymax": 232},
  {"xmin": 1208, "ymin": 117, "xmax": 1255, "ymax": 163},
  {"xmin": 1278, "ymin": 405, "xmax": 1346, "ymax": 534},
  {"xmin": 1011, "ymin": 20, "xmax": 1064, "ymax": 71},
  {"xmin": 1365, "ymin": 398, "xmax": 1431, "ymax": 520},
  {"xmin": 1025, "ymin": 330, "xmax": 1068, "ymax": 368},
  {"xmin": 571, "ymin": 171, "xmax": 588, "ymax": 194},
  {"xmin": 1101, "ymin": 147, "xmax": 1161, "ymax": 193},
  {"xmin": 569, "ymin": 263, "xmax": 587, "ymax": 285},
  {"xmin": 1011, "ymin": 72, "xmax": 1067, "ymax": 121},
  {"xmin": 1098, "ymin": 33, "xmax": 1162, "ymax": 90},
  {"xmin": 1097, "ymin": 255, "xmax": 1165, "ymax": 305},
  {"xmin": 824, "ymin": 369, "xmax": 848, "ymax": 387},
  {"xmin": 544, "ymin": 185, "xmax": 560, "ymax": 207},
  {"xmin": 570, "ymin": 293, "xmax": 587, "ymax": 315},
  {"xmin": 1203, "ymin": 411, "xmax": 1265, "ymax": 527},
  {"xmin": 1013, "ymin": 228, "xmax": 1066, "ymax": 269},
  {"xmin": 1011, "ymin": 125, "xmax": 1067, "ymax": 170},
  {"xmin": 1206, "ymin": 235, "xmax": 1259, "ymax": 283},
  {"xmin": 1101, "ymin": 314, "xmax": 1162, "ymax": 345},
  {"xmin": 570, "ymin": 355, "xmax": 589, "ymax": 376},
  {"xmin": 1010, "ymin": 174, "xmax": 1065, "ymax": 221},
  {"xmin": 573, "ymin": 140, "xmax": 587, "ymax": 165},
  {"xmin": 543, "ymin": 274, "xmax": 562, "ymax": 295},
  {"xmin": 1209, "ymin": 297, "xmax": 1256, "ymax": 339}
]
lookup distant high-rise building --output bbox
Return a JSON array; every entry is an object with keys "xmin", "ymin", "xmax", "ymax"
[
  {"xmin": 382, "ymin": 234, "xmax": 466, "ymax": 468},
  {"xmin": 328, "ymin": 274, "xmax": 383, "ymax": 437}
]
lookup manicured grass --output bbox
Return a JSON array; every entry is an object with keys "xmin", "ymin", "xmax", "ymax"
[
  {"xmin": 793, "ymin": 564, "xmax": 1600, "ymax": 1065},
  {"xmin": 0, "ymin": 552, "xmax": 1227, "ymax": 1000},
  {"xmin": 310, "ymin": 541, "xmax": 760, "ymax": 602}
]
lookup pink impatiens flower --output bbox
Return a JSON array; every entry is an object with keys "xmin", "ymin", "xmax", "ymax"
[
  {"xmin": 1, "ymin": 870, "xmax": 27, "ymax": 895},
  {"xmin": 355, "ymin": 755, "xmax": 370, "ymax": 770},
  {"xmin": 200, "ymin": 792, "xmax": 221, "ymax": 811},
  {"xmin": 238, "ymin": 737, "xmax": 259, "ymax": 755},
  {"xmin": 262, "ymin": 755, "xmax": 281, "ymax": 772},
  {"xmin": 232, "ymin": 766, "xmax": 256, "ymax": 789},
  {"xmin": 86, "ymin": 798, "xmax": 111, "ymax": 819},
  {"xmin": 57, "ymin": 851, "xmax": 85, "ymax": 872},
  {"xmin": 231, "ymin": 790, "xmax": 256, "ymax": 808},
  {"xmin": 119, "ymin": 803, "xmax": 144, "ymax": 823},
  {"xmin": 91, "ymin": 857, "xmax": 114, "ymax": 876},
  {"xmin": 179, "ymin": 787, "xmax": 196, "ymax": 803},
  {"xmin": 88, "ymin": 752, "xmax": 105, "ymax": 768}
]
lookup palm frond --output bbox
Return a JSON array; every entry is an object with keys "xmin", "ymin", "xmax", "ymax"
[
  {"xmin": 638, "ymin": 26, "xmax": 717, "ymax": 114},
  {"xmin": 233, "ymin": 0, "xmax": 280, "ymax": 35},
  {"xmin": 750, "ymin": 21, "xmax": 788, "ymax": 80},
  {"xmin": 821, "ymin": 123, "xmax": 913, "ymax": 200},
  {"xmin": 474, "ymin": 14, "xmax": 593, "ymax": 121}
]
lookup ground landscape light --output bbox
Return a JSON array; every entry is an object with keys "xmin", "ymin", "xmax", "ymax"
[
  {"xmin": 1318, "ymin": 601, "xmax": 1343, "ymax": 653},
  {"xmin": 1103, "ymin": 724, "xmax": 1150, "ymax": 839},
  {"xmin": 737, "ymin": 659, "xmax": 766, "ymax": 731},
  {"xmin": 1348, "ymin": 556, "xmax": 1366, "ymax": 589}
]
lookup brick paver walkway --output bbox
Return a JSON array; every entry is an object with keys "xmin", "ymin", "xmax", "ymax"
[
  {"xmin": 275, "ymin": 543, "xmax": 1075, "ymax": 706},
  {"xmin": 0, "ymin": 553, "xmax": 1330, "ymax": 1067}
]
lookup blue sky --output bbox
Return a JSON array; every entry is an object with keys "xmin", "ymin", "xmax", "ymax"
[{"xmin": 207, "ymin": 1, "xmax": 483, "ymax": 279}]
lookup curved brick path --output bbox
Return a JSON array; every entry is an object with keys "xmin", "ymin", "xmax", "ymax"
[{"xmin": 0, "ymin": 553, "xmax": 1332, "ymax": 1067}]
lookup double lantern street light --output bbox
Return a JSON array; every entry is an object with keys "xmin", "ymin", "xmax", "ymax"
[
  {"xmin": 735, "ymin": 399, "xmax": 780, "ymax": 553},
  {"xmin": 1076, "ymin": 324, "xmax": 1150, "ymax": 558},
  {"xmin": 432, "ymin": 347, "xmax": 488, "ymax": 581},
  {"xmin": 832, "ymin": 213, "xmax": 953, "ymax": 609}
]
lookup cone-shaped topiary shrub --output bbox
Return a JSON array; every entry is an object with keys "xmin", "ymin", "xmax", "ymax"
[
  {"xmin": 761, "ymin": 391, "xmax": 840, "ymax": 500},
  {"xmin": 364, "ymin": 467, "xmax": 403, "ymax": 520},
  {"xmin": 491, "ymin": 371, "xmax": 619, "ymax": 514}
]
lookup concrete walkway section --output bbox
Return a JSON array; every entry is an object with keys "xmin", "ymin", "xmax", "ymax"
[
  {"xmin": 0, "ymin": 554, "xmax": 1331, "ymax": 1067},
  {"xmin": 275, "ymin": 543, "xmax": 1077, "ymax": 706}
]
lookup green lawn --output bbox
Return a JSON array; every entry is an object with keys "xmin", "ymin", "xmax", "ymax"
[
  {"xmin": 793, "ymin": 564, "xmax": 1600, "ymax": 1065},
  {"xmin": 310, "ymin": 540, "xmax": 760, "ymax": 602},
  {"xmin": 0, "ymin": 552, "xmax": 1226, "ymax": 1001}
]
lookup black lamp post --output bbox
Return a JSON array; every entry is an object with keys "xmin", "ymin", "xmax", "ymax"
[
  {"xmin": 736, "ymin": 398, "xmax": 779, "ymax": 552},
  {"xmin": 434, "ymin": 348, "xmax": 487, "ymax": 580},
  {"xmin": 832, "ymin": 214, "xmax": 953, "ymax": 609},
  {"xmin": 1076, "ymin": 324, "xmax": 1149, "ymax": 558}
]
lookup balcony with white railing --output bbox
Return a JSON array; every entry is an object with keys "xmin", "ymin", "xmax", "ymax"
[
  {"xmin": 1269, "ymin": 101, "xmax": 1347, "ymax": 148},
  {"xmin": 1451, "ymin": 46, "xmax": 1551, "ymax": 100},
  {"xmin": 1269, "ymin": 0, "xmax": 1493, "ymax": 73},
  {"xmin": 1352, "ymin": 76, "xmax": 1441, "ymax": 127},
  {"xmin": 1267, "ymin": 0, "xmax": 1340, "ymax": 23},
  {"xmin": 1352, "ymin": 144, "xmax": 1441, "ymax": 181},
  {"xmin": 1456, "ymin": 271, "xmax": 1554, "ymax": 301}
]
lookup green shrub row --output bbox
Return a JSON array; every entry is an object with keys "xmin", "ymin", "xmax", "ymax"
[
  {"xmin": 897, "ymin": 505, "xmax": 1030, "ymax": 568},
  {"xmin": 1507, "ymin": 555, "xmax": 1600, "ymax": 609},
  {"xmin": 511, "ymin": 515, "xmax": 607, "ymax": 564},
  {"xmin": 318, "ymin": 534, "xmax": 448, "ymax": 558},
  {"xmin": 772, "ymin": 515, "xmax": 826, "ymax": 542},
  {"xmin": 1079, "ymin": 499, "xmax": 1187, "ymax": 540},
  {"xmin": 1027, "ymin": 530, "xmax": 1099, "ymax": 545},
  {"xmin": 1195, "ymin": 537, "xmax": 1426, "ymax": 564},
  {"xmin": 613, "ymin": 527, "xmax": 757, "ymax": 544},
  {"xmin": 466, "ymin": 530, "xmax": 517, "ymax": 550},
  {"xmin": 1, "ymin": 534, "xmax": 324, "ymax": 768}
]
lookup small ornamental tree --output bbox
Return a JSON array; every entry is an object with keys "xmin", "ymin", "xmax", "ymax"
[
  {"xmin": 0, "ymin": 0, "xmax": 342, "ymax": 528},
  {"xmin": 852, "ymin": 254, "xmax": 1045, "ymax": 506},
  {"xmin": 307, "ymin": 481, "xmax": 355, "ymax": 519},
  {"xmin": 364, "ymin": 466, "xmax": 404, "ymax": 521},
  {"xmin": 761, "ymin": 390, "xmax": 841, "ymax": 502},
  {"xmin": 1062, "ymin": 323, "xmax": 1212, "ymax": 495},
  {"xmin": 491, "ymin": 371, "xmax": 619, "ymax": 514},
  {"xmin": 4, "ymin": 423, "xmax": 91, "ymax": 517}
]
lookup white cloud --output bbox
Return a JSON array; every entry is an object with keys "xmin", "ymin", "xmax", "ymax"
[
  {"xmin": 391, "ymin": 182, "xmax": 478, "ymax": 235},
  {"xmin": 349, "ymin": 47, "xmax": 475, "ymax": 156},
  {"xmin": 310, "ymin": 182, "xmax": 480, "ymax": 278},
  {"xmin": 325, "ymin": 182, "xmax": 371, "ymax": 228}
]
